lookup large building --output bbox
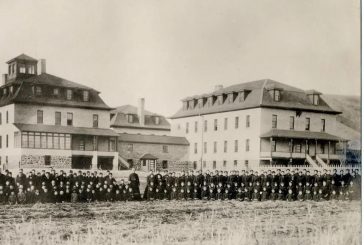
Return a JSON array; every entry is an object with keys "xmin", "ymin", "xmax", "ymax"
[
  {"xmin": 110, "ymin": 99, "xmax": 190, "ymax": 171},
  {"xmin": 0, "ymin": 54, "xmax": 118, "ymax": 171},
  {"xmin": 170, "ymin": 79, "xmax": 347, "ymax": 171}
]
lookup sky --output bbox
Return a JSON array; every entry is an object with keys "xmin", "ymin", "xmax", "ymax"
[{"xmin": 0, "ymin": 0, "xmax": 360, "ymax": 117}]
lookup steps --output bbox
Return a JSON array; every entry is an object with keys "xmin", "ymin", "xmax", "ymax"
[
  {"xmin": 316, "ymin": 155, "xmax": 330, "ymax": 168},
  {"xmin": 305, "ymin": 155, "xmax": 320, "ymax": 168},
  {"xmin": 118, "ymin": 155, "xmax": 130, "ymax": 169}
]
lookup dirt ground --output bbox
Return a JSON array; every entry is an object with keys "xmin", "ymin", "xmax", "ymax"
[{"xmin": 0, "ymin": 200, "xmax": 360, "ymax": 245}]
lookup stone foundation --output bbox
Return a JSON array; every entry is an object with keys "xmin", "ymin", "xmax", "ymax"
[{"xmin": 20, "ymin": 155, "xmax": 72, "ymax": 169}]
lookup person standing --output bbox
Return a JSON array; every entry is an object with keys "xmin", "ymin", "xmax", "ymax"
[{"xmin": 129, "ymin": 168, "xmax": 141, "ymax": 200}]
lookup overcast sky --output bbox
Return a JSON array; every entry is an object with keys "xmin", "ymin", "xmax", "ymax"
[{"xmin": 0, "ymin": 0, "xmax": 360, "ymax": 117}]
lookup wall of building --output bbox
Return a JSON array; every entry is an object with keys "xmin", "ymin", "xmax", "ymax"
[
  {"xmin": 171, "ymin": 108, "xmax": 263, "ymax": 171},
  {"xmin": 15, "ymin": 104, "xmax": 111, "ymax": 129},
  {"xmin": 117, "ymin": 141, "xmax": 189, "ymax": 171}
]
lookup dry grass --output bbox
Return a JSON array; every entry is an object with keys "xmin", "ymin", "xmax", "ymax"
[{"xmin": 0, "ymin": 200, "xmax": 360, "ymax": 245}]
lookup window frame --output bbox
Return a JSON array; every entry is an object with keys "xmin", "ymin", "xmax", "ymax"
[
  {"xmin": 67, "ymin": 112, "xmax": 73, "ymax": 126},
  {"xmin": 37, "ymin": 110, "xmax": 43, "ymax": 124}
]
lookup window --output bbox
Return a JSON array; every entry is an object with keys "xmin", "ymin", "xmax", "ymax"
[
  {"xmin": 37, "ymin": 110, "xmax": 43, "ymax": 124},
  {"xmin": 294, "ymin": 144, "xmax": 301, "ymax": 153},
  {"xmin": 28, "ymin": 132, "xmax": 35, "ymax": 148},
  {"xmin": 194, "ymin": 121, "xmax": 198, "ymax": 133},
  {"xmin": 35, "ymin": 86, "xmax": 42, "ymax": 96},
  {"xmin": 273, "ymin": 90, "xmax": 280, "ymax": 101},
  {"xmin": 21, "ymin": 133, "xmax": 28, "ymax": 148},
  {"xmin": 272, "ymin": 115, "xmax": 277, "ymax": 129},
  {"xmin": 3, "ymin": 88, "xmax": 7, "ymax": 96},
  {"xmin": 67, "ymin": 113, "xmax": 73, "ymax": 126},
  {"xmin": 79, "ymin": 139, "xmax": 85, "ymax": 151},
  {"xmin": 234, "ymin": 140, "xmax": 238, "ymax": 152},
  {"xmin": 127, "ymin": 144, "xmax": 133, "ymax": 152},
  {"xmin": 245, "ymin": 160, "xmax": 249, "ymax": 168},
  {"xmin": 213, "ymin": 161, "xmax": 217, "ymax": 169},
  {"xmin": 34, "ymin": 133, "xmax": 40, "ymax": 148},
  {"xmin": 203, "ymin": 142, "xmax": 207, "ymax": 153},
  {"xmin": 214, "ymin": 119, "xmax": 218, "ymax": 131},
  {"xmin": 162, "ymin": 161, "xmax": 168, "ymax": 169},
  {"xmin": 271, "ymin": 140, "xmax": 276, "ymax": 152},
  {"xmin": 65, "ymin": 135, "xmax": 71, "ymax": 149},
  {"xmin": 234, "ymin": 160, "xmax": 238, "ymax": 167},
  {"xmin": 41, "ymin": 133, "xmax": 47, "ymax": 149},
  {"xmin": 305, "ymin": 118, "xmax": 310, "ymax": 131},
  {"xmin": 289, "ymin": 116, "xmax": 294, "ymax": 130},
  {"xmin": 0, "ymin": 113, "xmax": 2, "ymax": 125},
  {"xmin": 194, "ymin": 143, "xmax": 198, "ymax": 154},
  {"xmin": 235, "ymin": 116, "xmax": 239, "ymax": 129},
  {"xmin": 55, "ymin": 112, "xmax": 61, "ymax": 125},
  {"xmin": 9, "ymin": 86, "xmax": 13, "ymax": 94},
  {"xmin": 59, "ymin": 134, "xmax": 65, "ymax": 149},
  {"xmin": 245, "ymin": 139, "xmax": 250, "ymax": 152},
  {"xmin": 224, "ymin": 118, "xmax": 228, "ymax": 130},
  {"xmin": 0, "ymin": 135, "xmax": 2, "ymax": 148},
  {"xmin": 6, "ymin": 111, "xmax": 8, "ymax": 124},
  {"xmin": 20, "ymin": 65, "xmax": 26, "ymax": 73},
  {"xmin": 47, "ymin": 133, "xmax": 53, "ymax": 149},
  {"xmin": 213, "ymin": 141, "xmax": 217, "ymax": 153},
  {"xmin": 127, "ymin": 114, "xmax": 133, "ymax": 123},
  {"xmin": 66, "ymin": 89, "xmax": 73, "ymax": 100},
  {"xmin": 246, "ymin": 115, "xmax": 250, "ymax": 128},
  {"xmin": 313, "ymin": 94, "xmax": 319, "ymax": 105},
  {"xmin": 193, "ymin": 161, "xmax": 197, "ymax": 170},
  {"xmin": 53, "ymin": 134, "xmax": 59, "ymax": 149},
  {"xmin": 154, "ymin": 116, "xmax": 160, "ymax": 125},
  {"xmin": 203, "ymin": 161, "xmax": 206, "ymax": 168},
  {"xmin": 186, "ymin": 122, "xmax": 189, "ymax": 134},
  {"xmin": 83, "ymin": 91, "xmax": 89, "ymax": 101},
  {"xmin": 93, "ymin": 114, "xmax": 99, "ymax": 128},
  {"xmin": 53, "ymin": 88, "xmax": 59, "ymax": 96},
  {"xmin": 163, "ymin": 145, "xmax": 168, "ymax": 153},
  {"xmin": 224, "ymin": 140, "xmax": 227, "ymax": 153},
  {"xmin": 320, "ymin": 143, "xmax": 325, "ymax": 154},
  {"xmin": 45, "ymin": 156, "xmax": 51, "ymax": 166},
  {"xmin": 223, "ymin": 160, "xmax": 227, "ymax": 168},
  {"xmin": 109, "ymin": 138, "xmax": 116, "ymax": 151},
  {"xmin": 321, "ymin": 119, "xmax": 326, "ymax": 132},
  {"xmin": 204, "ymin": 120, "xmax": 208, "ymax": 132}
]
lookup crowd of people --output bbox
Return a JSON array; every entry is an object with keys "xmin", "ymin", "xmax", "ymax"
[{"xmin": 0, "ymin": 167, "xmax": 361, "ymax": 204}]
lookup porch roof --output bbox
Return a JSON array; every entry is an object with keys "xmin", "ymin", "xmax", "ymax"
[
  {"xmin": 260, "ymin": 129, "xmax": 346, "ymax": 141},
  {"xmin": 14, "ymin": 123, "xmax": 119, "ymax": 137},
  {"xmin": 140, "ymin": 153, "xmax": 158, "ymax": 160}
]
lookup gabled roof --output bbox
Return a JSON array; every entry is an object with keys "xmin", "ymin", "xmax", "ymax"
[
  {"xmin": 260, "ymin": 129, "xmax": 346, "ymax": 141},
  {"xmin": 171, "ymin": 79, "xmax": 341, "ymax": 119},
  {"xmin": 7, "ymin": 54, "xmax": 38, "ymax": 64},
  {"xmin": 110, "ymin": 105, "xmax": 171, "ymax": 130},
  {"xmin": 118, "ymin": 133, "xmax": 189, "ymax": 145}
]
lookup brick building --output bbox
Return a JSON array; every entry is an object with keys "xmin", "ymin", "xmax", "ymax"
[
  {"xmin": 0, "ymin": 54, "xmax": 118, "ymax": 171},
  {"xmin": 110, "ymin": 98, "xmax": 190, "ymax": 171},
  {"xmin": 170, "ymin": 79, "xmax": 347, "ymax": 171}
]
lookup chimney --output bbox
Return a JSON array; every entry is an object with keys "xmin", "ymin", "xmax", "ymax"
[
  {"xmin": 138, "ymin": 98, "xmax": 145, "ymax": 126},
  {"xmin": 1, "ymin": 74, "xmax": 7, "ymax": 85},
  {"xmin": 214, "ymin": 84, "xmax": 223, "ymax": 92},
  {"xmin": 39, "ymin": 59, "xmax": 46, "ymax": 74}
]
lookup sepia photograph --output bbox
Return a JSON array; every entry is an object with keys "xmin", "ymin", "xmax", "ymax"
[{"xmin": 0, "ymin": 0, "xmax": 361, "ymax": 244}]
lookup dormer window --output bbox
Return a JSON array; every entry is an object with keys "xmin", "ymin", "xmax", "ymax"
[
  {"xmin": 127, "ymin": 114, "xmax": 134, "ymax": 123},
  {"xmin": 66, "ymin": 89, "xmax": 73, "ymax": 100},
  {"xmin": 9, "ymin": 86, "xmax": 13, "ymax": 94},
  {"xmin": 83, "ymin": 90, "xmax": 89, "ymax": 102},
  {"xmin": 35, "ymin": 86, "xmax": 42, "ymax": 96},
  {"xmin": 188, "ymin": 100, "xmax": 195, "ymax": 110},
  {"xmin": 227, "ymin": 93, "xmax": 234, "ymax": 103},
  {"xmin": 273, "ymin": 90, "xmax": 280, "ymax": 101},
  {"xmin": 182, "ymin": 101, "xmax": 188, "ymax": 110},
  {"xmin": 313, "ymin": 94, "xmax": 319, "ymax": 105},
  {"xmin": 27, "ymin": 65, "xmax": 35, "ymax": 74},
  {"xmin": 216, "ymin": 95, "xmax": 223, "ymax": 105},
  {"xmin": 207, "ymin": 96, "xmax": 213, "ymax": 107},
  {"xmin": 154, "ymin": 116, "xmax": 160, "ymax": 125},
  {"xmin": 197, "ymin": 98, "xmax": 204, "ymax": 108},
  {"xmin": 3, "ymin": 88, "xmax": 7, "ymax": 96},
  {"xmin": 53, "ymin": 88, "xmax": 59, "ymax": 96}
]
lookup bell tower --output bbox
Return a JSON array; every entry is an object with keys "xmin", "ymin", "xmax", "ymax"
[{"xmin": 5, "ymin": 54, "xmax": 38, "ymax": 83}]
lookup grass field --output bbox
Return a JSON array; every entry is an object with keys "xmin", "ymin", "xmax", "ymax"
[{"xmin": 0, "ymin": 200, "xmax": 360, "ymax": 245}]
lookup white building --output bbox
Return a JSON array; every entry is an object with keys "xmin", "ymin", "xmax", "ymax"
[
  {"xmin": 0, "ymin": 54, "xmax": 118, "ymax": 171},
  {"xmin": 170, "ymin": 79, "xmax": 347, "ymax": 171}
]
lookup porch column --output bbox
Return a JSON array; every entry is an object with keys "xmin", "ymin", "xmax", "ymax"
[
  {"xmin": 270, "ymin": 137, "xmax": 273, "ymax": 165},
  {"xmin": 315, "ymin": 139, "xmax": 317, "ymax": 157},
  {"xmin": 328, "ymin": 141, "xmax": 331, "ymax": 165},
  {"xmin": 305, "ymin": 140, "xmax": 308, "ymax": 156},
  {"xmin": 91, "ymin": 151, "xmax": 98, "ymax": 170},
  {"xmin": 290, "ymin": 139, "xmax": 293, "ymax": 159}
]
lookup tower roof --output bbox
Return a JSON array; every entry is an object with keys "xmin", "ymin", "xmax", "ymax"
[{"xmin": 6, "ymin": 54, "xmax": 38, "ymax": 64}]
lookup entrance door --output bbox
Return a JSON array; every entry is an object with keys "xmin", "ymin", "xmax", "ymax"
[{"xmin": 149, "ymin": 160, "xmax": 156, "ymax": 172}]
